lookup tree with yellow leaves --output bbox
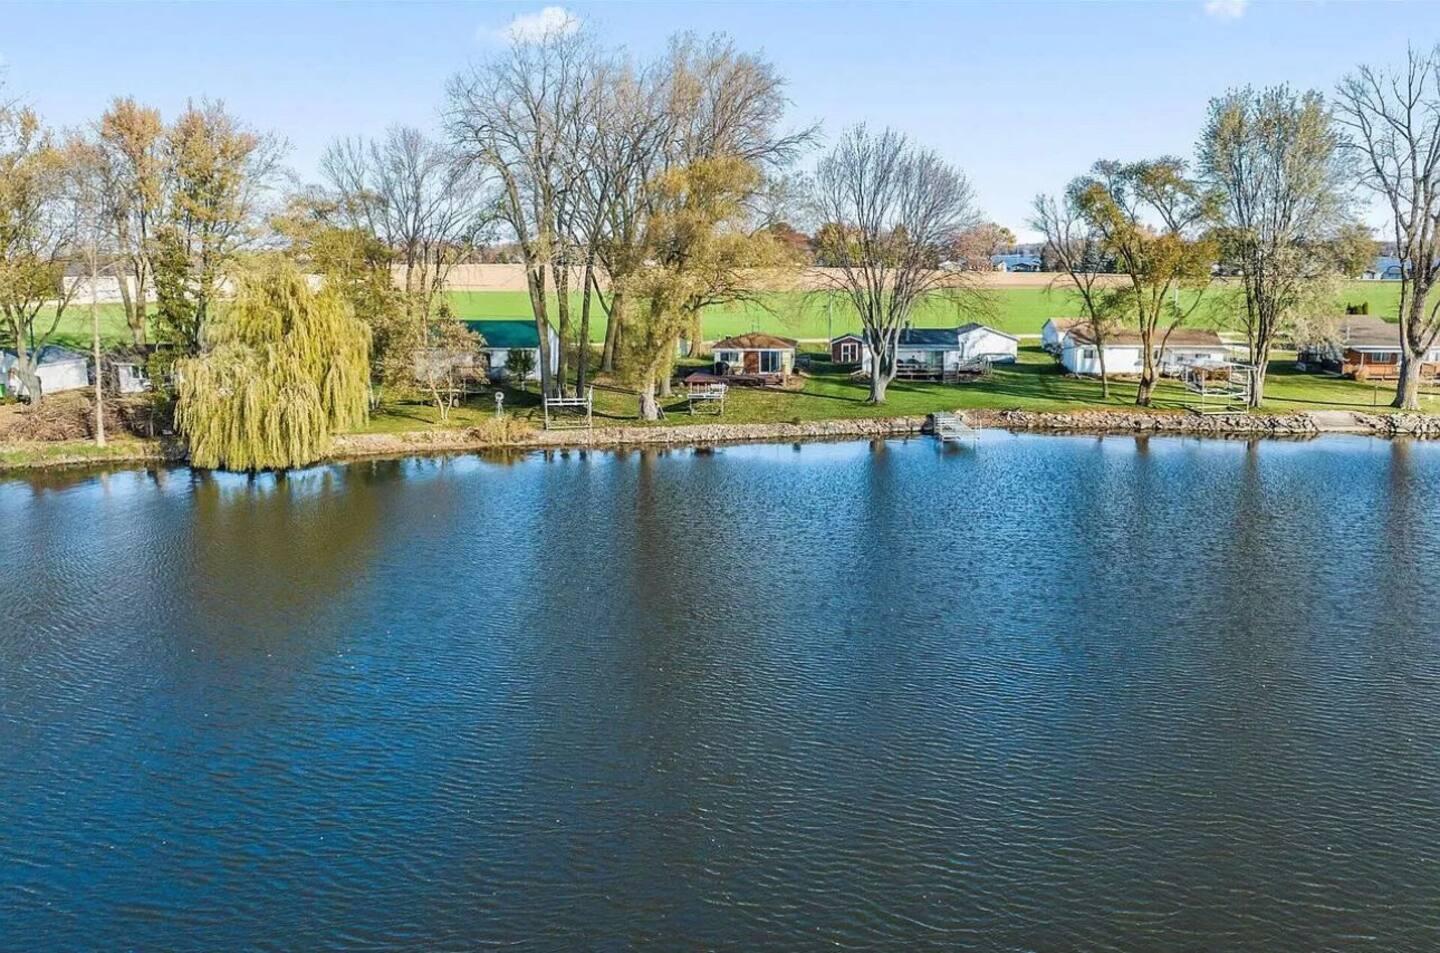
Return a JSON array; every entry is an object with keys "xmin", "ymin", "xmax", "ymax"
[
  {"xmin": 175, "ymin": 258, "xmax": 370, "ymax": 471},
  {"xmin": 621, "ymin": 156, "xmax": 791, "ymax": 420}
]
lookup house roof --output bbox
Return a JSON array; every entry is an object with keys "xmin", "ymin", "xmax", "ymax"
[
  {"xmin": 463, "ymin": 320, "xmax": 540, "ymax": 349},
  {"xmin": 1044, "ymin": 317, "xmax": 1087, "ymax": 332},
  {"xmin": 894, "ymin": 327, "xmax": 960, "ymax": 347},
  {"xmin": 1332, "ymin": 314, "xmax": 1403, "ymax": 349},
  {"xmin": 955, "ymin": 322, "xmax": 1020, "ymax": 342},
  {"xmin": 2, "ymin": 345, "xmax": 88, "ymax": 365},
  {"xmin": 1065, "ymin": 325, "xmax": 1226, "ymax": 348},
  {"xmin": 830, "ymin": 332, "xmax": 864, "ymax": 343},
  {"xmin": 713, "ymin": 333, "xmax": 798, "ymax": 350}
]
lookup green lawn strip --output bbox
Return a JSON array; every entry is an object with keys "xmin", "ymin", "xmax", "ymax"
[
  {"xmin": 0, "ymin": 437, "xmax": 168, "ymax": 470},
  {"xmin": 362, "ymin": 345, "xmax": 1422, "ymax": 436},
  {"xmin": 38, "ymin": 281, "xmax": 1408, "ymax": 350}
]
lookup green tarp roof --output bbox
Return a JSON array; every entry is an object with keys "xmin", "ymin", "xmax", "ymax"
[{"xmin": 462, "ymin": 320, "xmax": 540, "ymax": 349}]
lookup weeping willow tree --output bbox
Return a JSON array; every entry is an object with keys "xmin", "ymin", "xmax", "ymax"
[{"xmin": 176, "ymin": 260, "xmax": 371, "ymax": 470}]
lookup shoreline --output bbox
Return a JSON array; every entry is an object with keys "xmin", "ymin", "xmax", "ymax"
[{"xmin": 5, "ymin": 408, "xmax": 1440, "ymax": 474}]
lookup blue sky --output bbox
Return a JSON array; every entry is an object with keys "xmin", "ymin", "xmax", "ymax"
[{"xmin": 1, "ymin": 1, "xmax": 1433, "ymax": 237}]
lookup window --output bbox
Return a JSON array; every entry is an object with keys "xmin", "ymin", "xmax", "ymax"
[
  {"xmin": 760, "ymin": 350, "xmax": 782, "ymax": 373},
  {"xmin": 839, "ymin": 341, "xmax": 859, "ymax": 363},
  {"xmin": 1082, "ymin": 348, "xmax": 1096, "ymax": 361}
]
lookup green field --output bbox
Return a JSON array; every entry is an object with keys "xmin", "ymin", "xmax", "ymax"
[
  {"xmin": 42, "ymin": 281, "xmax": 1407, "ymax": 351},
  {"xmin": 447, "ymin": 282, "xmax": 1406, "ymax": 342},
  {"xmin": 366, "ymin": 345, "xmax": 1425, "ymax": 435}
]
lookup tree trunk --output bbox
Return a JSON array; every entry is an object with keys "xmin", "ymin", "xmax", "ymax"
[
  {"xmin": 1136, "ymin": 344, "xmax": 1157, "ymax": 407},
  {"xmin": 118, "ymin": 276, "xmax": 143, "ymax": 347},
  {"xmin": 1097, "ymin": 339, "xmax": 1110, "ymax": 400},
  {"xmin": 868, "ymin": 371, "xmax": 890, "ymax": 404},
  {"xmin": 13, "ymin": 339, "xmax": 42, "ymax": 407},
  {"xmin": 577, "ymin": 258, "xmax": 595, "ymax": 394},
  {"xmin": 554, "ymin": 263, "xmax": 571, "ymax": 396},
  {"xmin": 1249, "ymin": 328, "xmax": 1273, "ymax": 409},
  {"xmin": 92, "ymin": 277, "xmax": 106, "ymax": 448},
  {"xmin": 527, "ymin": 265, "xmax": 554, "ymax": 397},
  {"xmin": 1394, "ymin": 351, "xmax": 1424, "ymax": 411},
  {"xmin": 638, "ymin": 371, "xmax": 660, "ymax": 421},
  {"xmin": 602, "ymin": 288, "xmax": 625, "ymax": 373}
]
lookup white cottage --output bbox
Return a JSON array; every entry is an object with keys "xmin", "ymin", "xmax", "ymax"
[
  {"xmin": 1060, "ymin": 325, "xmax": 1230, "ymax": 377},
  {"xmin": 1, "ymin": 346, "xmax": 90, "ymax": 399},
  {"xmin": 845, "ymin": 324, "xmax": 1018, "ymax": 380}
]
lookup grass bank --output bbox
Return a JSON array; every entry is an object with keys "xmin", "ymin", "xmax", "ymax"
[{"xmin": 367, "ymin": 345, "xmax": 1424, "ymax": 435}]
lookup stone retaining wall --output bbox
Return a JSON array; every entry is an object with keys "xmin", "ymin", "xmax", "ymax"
[
  {"xmin": 329, "ymin": 416, "xmax": 928, "ymax": 461},
  {"xmin": 967, "ymin": 409, "xmax": 1322, "ymax": 437}
]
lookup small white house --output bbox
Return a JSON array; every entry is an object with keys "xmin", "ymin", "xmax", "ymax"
[
  {"xmin": 1060, "ymin": 326, "xmax": 1229, "ymax": 376},
  {"xmin": 1, "ymin": 346, "xmax": 90, "ymax": 399},
  {"xmin": 845, "ymin": 324, "xmax": 1018, "ymax": 379},
  {"xmin": 462, "ymin": 320, "xmax": 561, "ymax": 382}
]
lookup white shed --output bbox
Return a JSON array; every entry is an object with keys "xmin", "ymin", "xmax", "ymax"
[
  {"xmin": 1, "ymin": 346, "xmax": 91, "ymax": 399},
  {"xmin": 1041, "ymin": 318, "xmax": 1086, "ymax": 354}
]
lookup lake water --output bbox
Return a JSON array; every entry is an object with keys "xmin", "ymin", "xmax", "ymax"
[{"xmin": 3, "ymin": 434, "xmax": 1440, "ymax": 950}]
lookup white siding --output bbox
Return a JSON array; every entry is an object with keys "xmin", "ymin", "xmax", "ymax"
[
  {"xmin": 1041, "ymin": 321, "xmax": 1068, "ymax": 351},
  {"xmin": 958, "ymin": 328, "xmax": 1018, "ymax": 362},
  {"xmin": 1061, "ymin": 340, "xmax": 1143, "ymax": 376},
  {"xmin": 1, "ymin": 353, "xmax": 90, "ymax": 397}
]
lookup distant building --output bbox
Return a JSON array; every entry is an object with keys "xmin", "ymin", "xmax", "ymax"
[
  {"xmin": 990, "ymin": 254, "xmax": 1043, "ymax": 272},
  {"xmin": 1362, "ymin": 256, "xmax": 1406, "ymax": 280}
]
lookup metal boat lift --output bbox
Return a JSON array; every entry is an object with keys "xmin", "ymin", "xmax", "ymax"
[{"xmin": 932, "ymin": 412, "xmax": 979, "ymax": 446}]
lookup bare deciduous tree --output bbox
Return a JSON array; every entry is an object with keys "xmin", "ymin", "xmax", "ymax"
[
  {"xmin": 1336, "ymin": 46, "xmax": 1440, "ymax": 410},
  {"xmin": 1200, "ymin": 85, "xmax": 1352, "ymax": 406},
  {"xmin": 1069, "ymin": 158, "xmax": 1216, "ymax": 406},
  {"xmin": 446, "ymin": 25, "xmax": 596, "ymax": 397},
  {"xmin": 809, "ymin": 125, "xmax": 983, "ymax": 404},
  {"xmin": 0, "ymin": 103, "xmax": 85, "ymax": 405},
  {"xmin": 321, "ymin": 127, "xmax": 490, "ymax": 322},
  {"xmin": 1031, "ymin": 192, "xmax": 1121, "ymax": 398},
  {"xmin": 151, "ymin": 99, "xmax": 284, "ymax": 352},
  {"xmin": 93, "ymin": 98, "xmax": 164, "ymax": 346}
]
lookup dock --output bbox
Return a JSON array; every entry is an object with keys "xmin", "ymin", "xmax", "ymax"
[{"xmin": 932, "ymin": 412, "xmax": 979, "ymax": 445}]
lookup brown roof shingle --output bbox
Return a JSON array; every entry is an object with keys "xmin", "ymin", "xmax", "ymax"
[
  {"xmin": 1065, "ymin": 325, "xmax": 1226, "ymax": 348},
  {"xmin": 713, "ymin": 333, "xmax": 798, "ymax": 350}
]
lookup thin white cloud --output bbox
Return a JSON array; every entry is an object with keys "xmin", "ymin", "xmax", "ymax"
[
  {"xmin": 486, "ymin": 6, "xmax": 582, "ymax": 45},
  {"xmin": 1204, "ymin": 0, "xmax": 1249, "ymax": 20}
]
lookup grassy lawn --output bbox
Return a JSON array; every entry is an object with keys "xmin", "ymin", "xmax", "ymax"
[
  {"xmin": 39, "ymin": 281, "xmax": 1406, "ymax": 351},
  {"xmin": 363, "ymin": 345, "xmax": 1431, "ymax": 435},
  {"xmin": 448, "ymin": 282, "xmax": 1406, "ymax": 342}
]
